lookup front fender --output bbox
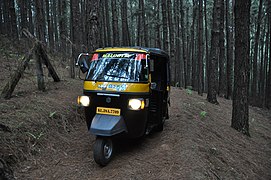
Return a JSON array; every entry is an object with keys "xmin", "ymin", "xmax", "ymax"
[{"xmin": 90, "ymin": 114, "xmax": 127, "ymax": 136}]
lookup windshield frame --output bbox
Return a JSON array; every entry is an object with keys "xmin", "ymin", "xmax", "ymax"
[{"xmin": 85, "ymin": 52, "xmax": 149, "ymax": 83}]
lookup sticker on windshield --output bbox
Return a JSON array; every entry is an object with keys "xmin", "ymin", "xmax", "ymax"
[
  {"xmin": 98, "ymin": 83, "xmax": 127, "ymax": 91},
  {"xmin": 102, "ymin": 53, "xmax": 133, "ymax": 58}
]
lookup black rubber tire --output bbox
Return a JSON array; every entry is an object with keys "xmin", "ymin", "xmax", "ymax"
[
  {"xmin": 93, "ymin": 137, "xmax": 113, "ymax": 166},
  {"xmin": 155, "ymin": 117, "xmax": 165, "ymax": 132},
  {"xmin": 155, "ymin": 123, "xmax": 164, "ymax": 132}
]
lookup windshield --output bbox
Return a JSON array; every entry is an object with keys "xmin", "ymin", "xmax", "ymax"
[{"xmin": 86, "ymin": 52, "xmax": 148, "ymax": 82}]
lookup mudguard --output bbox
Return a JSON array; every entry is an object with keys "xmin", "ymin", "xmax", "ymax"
[{"xmin": 90, "ymin": 114, "xmax": 127, "ymax": 136}]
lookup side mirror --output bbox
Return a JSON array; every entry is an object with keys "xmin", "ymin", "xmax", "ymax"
[{"xmin": 76, "ymin": 53, "xmax": 91, "ymax": 73}]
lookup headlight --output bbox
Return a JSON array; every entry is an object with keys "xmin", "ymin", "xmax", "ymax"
[
  {"xmin": 77, "ymin": 96, "xmax": 90, "ymax": 107},
  {"xmin": 128, "ymin": 99, "xmax": 145, "ymax": 110}
]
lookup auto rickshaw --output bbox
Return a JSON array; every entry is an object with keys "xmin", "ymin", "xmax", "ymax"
[{"xmin": 76, "ymin": 47, "xmax": 170, "ymax": 166}]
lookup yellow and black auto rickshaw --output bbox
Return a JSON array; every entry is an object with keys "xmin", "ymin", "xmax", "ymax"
[{"xmin": 76, "ymin": 47, "xmax": 170, "ymax": 166}]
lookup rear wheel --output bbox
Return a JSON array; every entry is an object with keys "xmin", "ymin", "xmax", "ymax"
[{"xmin": 93, "ymin": 137, "xmax": 113, "ymax": 166}]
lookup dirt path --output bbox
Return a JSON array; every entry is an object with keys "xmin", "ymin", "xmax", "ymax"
[{"xmin": 14, "ymin": 87, "xmax": 271, "ymax": 179}]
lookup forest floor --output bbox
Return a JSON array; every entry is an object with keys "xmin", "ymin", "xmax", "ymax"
[{"xmin": 1, "ymin": 38, "xmax": 271, "ymax": 179}]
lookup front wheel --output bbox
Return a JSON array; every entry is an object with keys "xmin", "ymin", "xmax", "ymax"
[{"xmin": 93, "ymin": 137, "xmax": 113, "ymax": 166}]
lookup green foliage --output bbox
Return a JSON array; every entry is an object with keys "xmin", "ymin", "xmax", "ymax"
[
  {"xmin": 186, "ymin": 87, "xmax": 193, "ymax": 95},
  {"xmin": 49, "ymin": 111, "xmax": 57, "ymax": 118},
  {"xmin": 200, "ymin": 111, "xmax": 207, "ymax": 119},
  {"xmin": 186, "ymin": 89, "xmax": 192, "ymax": 95},
  {"xmin": 26, "ymin": 131, "xmax": 45, "ymax": 147}
]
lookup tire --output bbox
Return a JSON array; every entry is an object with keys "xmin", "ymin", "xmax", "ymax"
[
  {"xmin": 93, "ymin": 137, "xmax": 113, "ymax": 166},
  {"xmin": 155, "ymin": 117, "xmax": 165, "ymax": 132}
]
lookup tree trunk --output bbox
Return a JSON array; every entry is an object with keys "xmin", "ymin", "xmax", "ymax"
[
  {"xmin": 100, "ymin": 0, "xmax": 106, "ymax": 46},
  {"xmin": 204, "ymin": 0, "xmax": 209, "ymax": 92},
  {"xmin": 187, "ymin": 6, "xmax": 191, "ymax": 86},
  {"xmin": 2, "ymin": 0, "xmax": 10, "ymax": 36},
  {"xmin": 111, "ymin": 0, "xmax": 119, "ymax": 46},
  {"xmin": 162, "ymin": 0, "xmax": 168, "ymax": 53},
  {"xmin": 174, "ymin": 0, "xmax": 181, "ymax": 85},
  {"xmin": 225, "ymin": 0, "xmax": 233, "ymax": 99},
  {"xmin": 141, "ymin": 0, "xmax": 148, "ymax": 47},
  {"xmin": 0, "ymin": 1, "xmax": 3, "ymax": 35},
  {"xmin": 1, "ymin": 47, "xmax": 34, "ymax": 99},
  {"xmin": 218, "ymin": 0, "xmax": 226, "ymax": 97},
  {"xmin": 9, "ymin": 0, "xmax": 18, "ymax": 38},
  {"xmin": 262, "ymin": 20, "xmax": 269, "ymax": 108},
  {"xmin": 87, "ymin": 0, "xmax": 100, "ymax": 52},
  {"xmin": 105, "ymin": 0, "xmax": 111, "ymax": 46},
  {"xmin": 71, "ymin": 0, "xmax": 81, "ymax": 78},
  {"xmin": 45, "ymin": 0, "xmax": 54, "ymax": 49},
  {"xmin": 180, "ymin": 0, "xmax": 187, "ymax": 88},
  {"xmin": 18, "ymin": 0, "xmax": 28, "ymax": 31},
  {"xmin": 121, "ymin": 0, "xmax": 130, "ymax": 46},
  {"xmin": 231, "ymin": 0, "xmax": 251, "ymax": 136},
  {"xmin": 191, "ymin": 0, "xmax": 198, "ymax": 90},
  {"xmin": 251, "ymin": 0, "xmax": 263, "ymax": 103},
  {"xmin": 34, "ymin": 44, "xmax": 45, "ymax": 91},
  {"xmin": 266, "ymin": 1, "xmax": 271, "ymax": 108},
  {"xmin": 28, "ymin": 0, "xmax": 34, "ymax": 34},
  {"xmin": 207, "ymin": 0, "xmax": 221, "ymax": 104},
  {"xmin": 34, "ymin": 0, "xmax": 46, "ymax": 42},
  {"xmin": 37, "ymin": 43, "xmax": 61, "ymax": 82},
  {"xmin": 168, "ymin": 0, "xmax": 175, "ymax": 85},
  {"xmin": 59, "ymin": 0, "xmax": 68, "ymax": 52},
  {"xmin": 52, "ymin": 0, "xmax": 59, "ymax": 49},
  {"xmin": 155, "ymin": 0, "xmax": 161, "ymax": 48},
  {"xmin": 198, "ymin": 0, "xmax": 204, "ymax": 95}
]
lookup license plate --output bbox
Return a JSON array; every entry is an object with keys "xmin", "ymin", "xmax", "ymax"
[{"xmin": 96, "ymin": 107, "xmax": 121, "ymax": 116}]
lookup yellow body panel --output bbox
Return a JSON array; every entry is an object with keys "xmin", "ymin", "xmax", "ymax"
[
  {"xmin": 84, "ymin": 81, "xmax": 150, "ymax": 93},
  {"xmin": 95, "ymin": 47, "xmax": 147, "ymax": 53}
]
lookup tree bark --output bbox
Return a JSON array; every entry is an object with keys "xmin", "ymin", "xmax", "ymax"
[
  {"xmin": 204, "ymin": 0, "xmax": 209, "ymax": 92},
  {"xmin": 1, "ymin": 47, "xmax": 34, "ymax": 99},
  {"xmin": 155, "ymin": 0, "xmax": 161, "ymax": 48},
  {"xmin": 174, "ymin": 0, "xmax": 181, "ymax": 85},
  {"xmin": 45, "ymin": 0, "xmax": 54, "ymax": 49},
  {"xmin": 168, "ymin": 0, "xmax": 175, "ymax": 85},
  {"xmin": 0, "ymin": 1, "xmax": 3, "ymax": 35},
  {"xmin": 87, "ymin": 0, "xmax": 100, "ymax": 52},
  {"xmin": 162, "ymin": 0, "xmax": 168, "ymax": 53},
  {"xmin": 251, "ymin": 0, "xmax": 263, "ymax": 102},
  {"xmin": 141, "ymin": 0, "xmax": 148, "ymax": 47},
  {"xmin": 207, "ymin": 0, "xmax": 221, "ymax": 104},
  {"xmin": 52, "ymin": 0, "xmax": 59, "ymax": 49},
  {"xmin": 225, "ymin": 0, "xmax": 233, "ymax": 99},
  {"xmin": 105, "ymin": 0, "xmax": 111, "ymax": 46},
  {"xmin": 121, "ymin": 0, "xmax": 130, "ymax": 46},
  {"xmin": 231, "ymin": 0, "xmax": 251, "ymax": 136},
  {"xmin": 9, "ymin": 0, "xmax": 18, "ymax": 38},
  {"xmin": 28, "ymin": 0, "xmax": 34, "ymax": 34},
  {"xmin": 34, "ymin": 44, "xmax": 45, "ymax": 91},
  {"xmin": 198, "ymin": 0, "xmax": 204, "ymax": 95},
  {"xmin": 111, "ymin": 0, "xmax": 119, "ymax": 46},
  {"xmin": 2, "ymin": 0, "xmax": 10, "ymax": 36},
  {"xmin": 18, "ymin": 0, "xmax": 28, "ymax": 31},
  {"xmin": 59, "ymin": 0, "xmax": 68, "ymax": 52},
  {"xmin": 218, "ymin": 0, "xmax": 226, "ymax": 96},
  {"xmin": 180, "ymin": 0, "xmax": 187, "ymax": 88},
  {"xmin": 191, "ymin": 0, "xmax": 198, "ymax": 90},
  {"xmin": 266, "ymin": 1, "xmax": 271, "ymax": 108},
  {"xmin": 34, "ymin": 0, "xmax": 46, "ymax": 42}
]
